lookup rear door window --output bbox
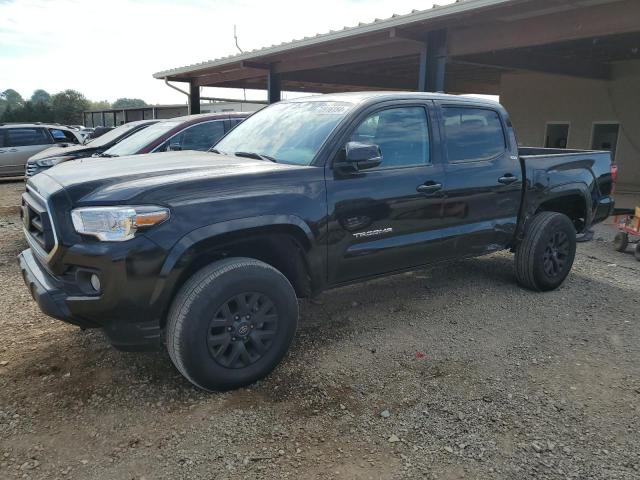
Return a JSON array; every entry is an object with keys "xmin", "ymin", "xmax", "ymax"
[
  {"xmin": 5, "ymin": 128, "xmax": 51, "ymax": 147},
  {"xmin": 174, "ymin": 121, "xmax": 226, "ymax": 151},
  {"xmin": 442, "ymin": 107, "xmax": 506, "ymax": 162}
]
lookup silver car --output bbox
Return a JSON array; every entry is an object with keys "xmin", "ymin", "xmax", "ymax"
[{"xmin": 0, "ymin": 123, "xmax": 82, "ymax": 177}]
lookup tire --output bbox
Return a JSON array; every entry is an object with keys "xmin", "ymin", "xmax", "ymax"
[
  {"xmin": 166, "ymin": 257, "xmax": 298, "ymax": 391},
  {"xmin": 635, "ymin": 243, "xmax": 640, "ymax": 262},
  {"xmin": 515, "ymin": 212, "xmax": 577, "ymax": 292},
  {"xmin": 613, "ymin": 232, "xmax": 629, "ymax": 252}
]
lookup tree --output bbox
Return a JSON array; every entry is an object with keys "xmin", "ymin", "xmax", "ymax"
[
  {"xmin": 112, "ymin": 98, "xmax": 147, "ymax": 109},
  {"xmin": 0, "ymin": 89, "xmax": 24, "ymax": 116},
  {"xmin": 89, "ymin": 100, "xmax": 111, "ymax": 110},
  {"xmin": 31, "ymin": 89, "xmax": 51, "ymax": 105},
  {"xmin": 1, "ymin": 89, "xmax": 24, "ymax": 108},
  {"xmin": 51, "ymin": 89, "xmax": 90, "ymax": 124}
]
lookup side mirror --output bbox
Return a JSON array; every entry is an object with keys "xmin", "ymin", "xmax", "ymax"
[
  {"xmin": 335, "ymin": 141, "xmax": 382, "ymax": 172},
  {"xmin": 167, "ymin": 142, "xmax": 182, "ymax": 152}
]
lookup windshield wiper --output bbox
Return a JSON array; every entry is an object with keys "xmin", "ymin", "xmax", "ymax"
[
  {"xmin": 209, "ymin": 148, "xmax": 223, "ymax": 154},
  {"xmin": 98, "ymin": 153, "xmax": 118, "ymax": 158},
  {"xmin": 234, "ymin": 151, "xmax": 277, "ymax": 163}
]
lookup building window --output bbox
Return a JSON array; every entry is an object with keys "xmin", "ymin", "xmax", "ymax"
[
  {"xmin": 544, "ymin": 122, "xmax": 570, "ymax": 149},
  {"xmin": 591, "ymin": 123, "xmax": 620, "ymax": 161}
]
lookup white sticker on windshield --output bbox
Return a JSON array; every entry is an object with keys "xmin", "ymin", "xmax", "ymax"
[{"xmin": 312, "ymin": 103, "xmax": 352, "ymax": 115}]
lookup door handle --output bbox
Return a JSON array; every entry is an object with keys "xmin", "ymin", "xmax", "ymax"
[
  {"xmin": 498, "ymin": 174, "xmax": 518, "ymax": 185},
  {"xmin": 416, "ymin": 182, "xmax": 443, "ymax": 194}
]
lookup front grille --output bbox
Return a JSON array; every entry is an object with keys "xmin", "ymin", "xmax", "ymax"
[
  {"xmin": 21, "ymin": 189, "xmax": 56, "ymax": 254},
  {"xmin": 25, "ymin": 163, "xmax": 39, "ymax": 177}
]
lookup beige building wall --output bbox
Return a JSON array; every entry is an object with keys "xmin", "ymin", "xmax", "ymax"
[{"xmin": 499, "ymin": 60, "xmax": 640, "ymax": 191}]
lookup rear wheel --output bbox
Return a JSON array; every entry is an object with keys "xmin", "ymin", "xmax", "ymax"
[
  {"xmin": 635, "ymin": 243, "xmax": 640, "ymax": 261},
  {"xmin": 515, "ymin": 212, "xmax": 577, "ymax": 291},
  {"xmin": 613, "ymin": 232, "xmax": 629, "ymax": 252},
  {"xmin": 166, "ymin": 257, "xmax": 298, "ymax": 391}
]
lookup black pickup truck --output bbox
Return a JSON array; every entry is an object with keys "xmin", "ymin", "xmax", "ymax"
[{"xmin": 19, "ymin": 92, "xmax": 615, "ymax": 391}]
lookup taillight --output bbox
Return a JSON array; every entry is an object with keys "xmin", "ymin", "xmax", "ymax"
[{"xmin": 611, "ymin": 164, "xmax": 618, "ymax": 194}]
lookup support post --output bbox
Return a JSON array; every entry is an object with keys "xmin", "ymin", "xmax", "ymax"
[
  {"xmin": 267, "ymin": 67, "xmax": 281, "ymax": 104},
  {"xmin": 418, "ymin": 29, "xmax": 447, "ymax": 92},
  {"xmin": 101, "ymin": 111, "xmax": 106, "ymax": 127},
  {"xmin": 189, "ymin": 81, "xmax": 201, "ymax": 115}
]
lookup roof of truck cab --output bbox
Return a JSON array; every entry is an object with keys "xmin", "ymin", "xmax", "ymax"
[{"xmin": 286, "ymin": 91, "xmax": 502, "ymax": 107}]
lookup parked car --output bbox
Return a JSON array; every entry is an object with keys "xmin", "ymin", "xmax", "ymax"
[
  {"xmin": 94, "ymin": 112, "xmax": 250, "ymax": 159},
  {"xmin": 85, "ymin": 126, "xmax": 114, "ymax": 141},
  {"xmin": 18, "ymin": 92, "xmax": 615, "ymax": 391},
  {"xmin": 0, "ymin": 124, "xmax": 83, "ymax": 177},
  {"xmin": 25, "ymin": 120, "xmax": 158, "ymax": 177}
]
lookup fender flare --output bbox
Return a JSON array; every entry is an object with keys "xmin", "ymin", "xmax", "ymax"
[
  {"xmin": 528, "ymin": 182, "xmax": 593, "ymax": 231},
  {"xmin": 149, "ymin": 215, "xmax": 315, "ymax": 305}
]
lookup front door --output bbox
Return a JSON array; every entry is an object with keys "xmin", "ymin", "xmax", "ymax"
[
  {"xmin": 325, "ymin": 103, "xmax": 446, "ymax": 285},
  {"xmin": 435, "ymin": 103, "xmax": 522, "ymax": 257}
]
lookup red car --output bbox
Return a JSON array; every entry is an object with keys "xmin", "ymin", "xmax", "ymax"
[{"xmin": 98, "ymin": 112, "xmax": 250, "ymax": 158}]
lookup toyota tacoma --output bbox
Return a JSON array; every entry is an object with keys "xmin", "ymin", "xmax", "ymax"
[{"xmin": 19, "ymin": 92, "xmax": 615, "ymax": 391}]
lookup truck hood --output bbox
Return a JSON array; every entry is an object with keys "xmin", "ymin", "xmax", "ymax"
[
  {"xmin": 29, "ymin": 143, "xmax": 98, "ymax": 161},
  {"xmin": 35, "ymin": 150, "xmax": 309, "ymax": 203}
]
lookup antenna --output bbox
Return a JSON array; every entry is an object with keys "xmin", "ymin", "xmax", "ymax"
[{"xmin": 234, "ymin": 25, "xmax": 243, "ymax": 54}]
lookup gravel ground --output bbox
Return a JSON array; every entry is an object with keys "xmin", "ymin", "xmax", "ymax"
[{"xmin": 0, "ymin": 180, "xmax": 638, "ymax": 479}]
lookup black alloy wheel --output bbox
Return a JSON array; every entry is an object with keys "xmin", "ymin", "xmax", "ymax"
[
  {"xmin": 207, "ymin": 292, "xmax": 278, "ymax": 368},
  {"xmin": 542, "ymin": 231, "xmax": 570, "ymax": 278}
]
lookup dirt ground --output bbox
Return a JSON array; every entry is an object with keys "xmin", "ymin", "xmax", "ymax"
[{"xmin": 0, "ymin": 179, "xmax": 638, "ymax": 479}]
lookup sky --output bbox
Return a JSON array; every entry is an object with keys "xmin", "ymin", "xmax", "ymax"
[{"xmin": 0, "ymin": 0, "xmax": 456, "ymax": 105}]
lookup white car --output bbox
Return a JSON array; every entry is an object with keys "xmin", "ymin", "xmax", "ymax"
[{"xmin": 0, "ymin": 123, "xmax": 83, "ymax": 177}]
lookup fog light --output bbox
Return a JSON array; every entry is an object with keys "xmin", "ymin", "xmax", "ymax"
[{"xmin": 90, "ymin": 274, "xmax": 101, "ymax": 292}]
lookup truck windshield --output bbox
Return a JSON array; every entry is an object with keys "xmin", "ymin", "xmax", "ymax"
[
  {"xmin": 214, "ymin": 101, "xmax": 354, "ymax": 165},
  {"xmin": 101, "ymin": 121, "xmax": 179, "ymax": 157}
]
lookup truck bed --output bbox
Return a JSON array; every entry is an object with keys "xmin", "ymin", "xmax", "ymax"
[{"xmin": 517, "ymin": 146, "xmax": 614, "ymax": 232}]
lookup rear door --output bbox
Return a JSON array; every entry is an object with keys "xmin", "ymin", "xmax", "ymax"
[
  {"xmin": 325, "ymin": 101, "xmax": 447, "ymax": 284},
  {"xmin": 0, "ymin": 127, "xmax": 53, "ymax": 176},
  {"xmin": 435, "ymin": 102, "xmax": 522, "ymax": 257}
]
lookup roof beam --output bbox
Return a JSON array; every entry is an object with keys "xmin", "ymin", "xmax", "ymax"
[
  {"xmin": 455, "ymin": 51, "xmax": 611, "ymax": 80},
  {"xmin": 449, "ymin": 0, "xmax": 640, "ymax": 56},
  {"xmin": 194, "ymin": 64, "xmax": 267, "ymax": 87},
  {"xmin": 282, "ymin": 69, "xmax": 415, "ymax": 89},
  {"xmin": 271, "ymin": 41, "xmax": 423, "ymax": 74}
]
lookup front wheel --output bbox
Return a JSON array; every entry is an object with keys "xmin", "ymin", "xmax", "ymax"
[
  {"xmin": 515, "ymin": 212, "xmax": 577, "ymax": 292},
  {"xmin": 166, "ymin": 258, "xmax": 298, "ymax": 391}
]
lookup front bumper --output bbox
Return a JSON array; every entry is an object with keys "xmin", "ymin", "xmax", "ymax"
[
  {"xmin": 19, "ymin": 248, "xmax": 163, "ymax": 351},
  {"xmin": 19, "ymin": 248, "xmax": 88, "ymax": 326}
]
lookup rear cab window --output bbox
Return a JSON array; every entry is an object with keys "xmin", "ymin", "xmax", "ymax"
[
  {"xmin": 442, "ymin": 107, "xmax": 506, "ymax": 162},
  {"xmin": 5, "ymin": 128, "xmax": 52, "ymax": 147}
]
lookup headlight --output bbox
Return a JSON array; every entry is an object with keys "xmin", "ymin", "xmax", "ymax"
[
  {"xmin": 71, "ymin": 206, "xmax": 170, "ymax": 241},
  {"xmin": 36, "ymin": 156, "xmax": 72, "ymax": 167}
]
